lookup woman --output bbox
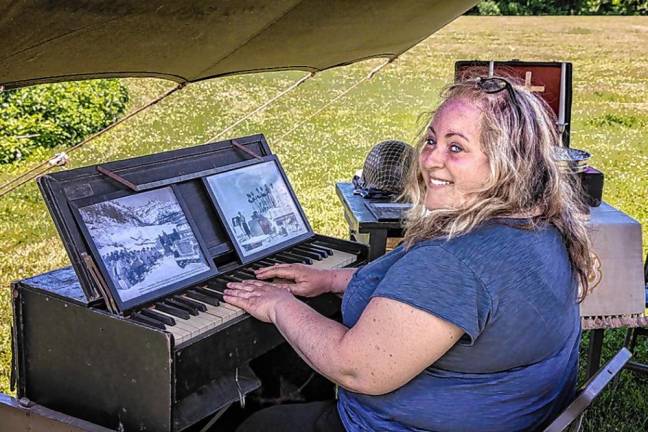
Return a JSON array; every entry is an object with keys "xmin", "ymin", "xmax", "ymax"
[{"xmin": 225, "ymin": 76, "xmax": 593, "ymax": 432}]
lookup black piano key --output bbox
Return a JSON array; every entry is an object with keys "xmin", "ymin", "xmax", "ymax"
[
  {"xmin": 195, "ymin": 286, "xmax": 224, "ymax": 300},
  {"xmin": 242, "ymin": 267, "xmax": 259, "ymax": 276},
  {"xmin": 141, "ymin": 308, "xmax": 176, "ymax": 326},
  {"xmin": 294, "ymin": 244, "xmax": 327, "ymax": 259},
  {"xmin": 155, "ymin": 303, "xmax": 191, "ymax": 320},
  {"xmin": 243, "ymin": 266, "xmax": 264, "ymax": 276},
  {"xmin": 174, "ymin": 295, "xmax": 208, "ymax": 312},
  {"xmin": 233, "ymin": 270, "xmax": 256, "ymax": 279},
  {"xmin": 130, "ymin": 312, "xmax": 166, "ymax": 330},
  {"xmin": 247, "ymin": 262, "xmax": 264, "ymax": 270},
  {"xmin": 164, "ymin": 298, "xmax": 199, "ymax": 316},
  {"xmin": 288, "ymin": 251, "xmax": 314, "ymax": 264},
  {"xmin": 220, "ymin": 274, "xmax": 243, "ymax": 283},
  {"xmin": 250, "ymin": 260, "xmax": 281, "ymax": 270},
  {"xmin": 306, "ymin": 243, "xmax": 333, "ymax": 256},
  {"xmin": 186, "ymin": 290, "xmax": 221, "ymax": 306},
  {"xmin": 308, "ymin": 241, "xmax": 334, "ymax": 256},
  {"xmin": 273, "ymin": 253, "xmax": 303, "ymax": 264},
  {"xmin": 290, "ymin": 246, "xmax": 322, "ymax": 260},
  {"xmin": 200, "ymin": 286, "xmax": 225, "ymax": 300},
  {"xmin": 278, "ymin": 252, "xmax": 313, "ymax": 265},
  {"xmin": 207, "ymin": 279, "xmax": 227, "ymax": 291},
  {"xmin": 263, "ymin": 257, "xmax": 284, "ymax": 265},
  {"xmin": 314, "ymin": 239, "xmax": 360, "ymax": 256}
]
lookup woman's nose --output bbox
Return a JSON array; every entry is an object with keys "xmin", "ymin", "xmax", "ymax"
[{"xmin": 420, "ymin": 145, "xmax": 446, "ymax": 169}]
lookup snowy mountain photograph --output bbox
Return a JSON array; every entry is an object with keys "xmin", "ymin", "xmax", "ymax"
[{"xmin": 78, "ymin": 187, "xmax": 211, "ymax": 303}]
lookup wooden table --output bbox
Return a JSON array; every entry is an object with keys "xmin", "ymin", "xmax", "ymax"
[{"xmin": 335, "ymin": 182, "xmax": 404, "ymax": 260}]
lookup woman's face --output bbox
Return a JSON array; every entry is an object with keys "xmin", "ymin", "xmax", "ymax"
[{"xmin": 419, "ymin": 98, "xmax": 490, "ymax": 210}]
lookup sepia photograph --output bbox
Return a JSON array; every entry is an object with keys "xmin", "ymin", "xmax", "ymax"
[
  {"xmin": 77, "ymin": 187, "xmax": 212, "ymax": 303},
  {"xmin": 205, "ymin": 159, "xmax": 311, "ymax": 260}
]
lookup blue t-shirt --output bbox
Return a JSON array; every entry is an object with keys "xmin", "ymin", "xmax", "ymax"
[{"xmin": 337, "ymin": 221, "xmax": 580, "ymax": 432}]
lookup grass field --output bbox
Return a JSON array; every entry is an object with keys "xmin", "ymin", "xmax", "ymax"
[{"xmin": 1, "ymin": 16, "xmax": 647, "ymax": 430}]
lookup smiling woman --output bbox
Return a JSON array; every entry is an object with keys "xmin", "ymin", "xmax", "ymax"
[
  {"xmin": 224, "ymin": 76, "xmax": 595, "ymax": 432},
  {"xmin": 403, "ymin": 77, "xmax": 593, "ymax": 290},
  {"xmin": 418, "ymin": 98, "xmax": 490, "ymax": 210}
]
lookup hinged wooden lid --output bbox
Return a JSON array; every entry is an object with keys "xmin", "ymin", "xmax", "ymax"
[{"xmin": 455, "ymin": 60, "xmax": 573, "ymax": 147}]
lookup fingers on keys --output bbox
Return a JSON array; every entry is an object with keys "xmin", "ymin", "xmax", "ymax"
[
  {"xmin": 255, "ymin": 263, "xmax": 300, "ymax": 279},
  {"xmin": 227, "ymin": 280, "xmax": 265, "ymax": 289},
  {"xmin": 224, "ymin": 288, "xmax": 261, "ymax": 299}
]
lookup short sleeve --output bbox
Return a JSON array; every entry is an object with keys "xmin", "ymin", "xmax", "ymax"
[{"xmin": 371, "ymin": 244, "xmax": 492, "ymax": 345}]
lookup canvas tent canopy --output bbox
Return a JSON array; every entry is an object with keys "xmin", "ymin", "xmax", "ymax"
[{"xmin": 0, "ymin": 0, "xmax": 478, "ymax": 89}]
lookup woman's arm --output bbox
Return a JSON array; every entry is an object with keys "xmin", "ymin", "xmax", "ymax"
[
  {"xmin": 327, "ymin": 268, "xmax": 357, "ymax": 294},
  {"xmin": 224, "ymin": 281, "xmax": 463, "ymax": 395}
]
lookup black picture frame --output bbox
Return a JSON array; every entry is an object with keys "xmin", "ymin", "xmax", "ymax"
[
  {"xmin": 70, "ymin": 185, "xmax": 217, "ymax": 312},
  {"xmin": 203, "ymin": 156, "xmax": 314, "ymax": 264}
]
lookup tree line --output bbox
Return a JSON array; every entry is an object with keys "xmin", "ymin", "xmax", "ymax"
[{"xmin": 468, "ymin": 0, "xmax": 647, "ymax": 15}]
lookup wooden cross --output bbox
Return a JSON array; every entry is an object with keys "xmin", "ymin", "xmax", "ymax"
[{"xmin": 524, "ymin": 71, "xmax": 545, "ymax": 93}]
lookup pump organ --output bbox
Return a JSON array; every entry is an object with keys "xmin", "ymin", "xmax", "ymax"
[{"xmin": 12, "ymin": 134, "xmax": 367, "ymax": 431}]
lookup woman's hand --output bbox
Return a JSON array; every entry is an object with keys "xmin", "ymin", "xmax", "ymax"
[
  {"xmin": 254, "ymin": 264, "xmax": 332, "ymax": 297},
  {"xmin": 224, "ymin": 280, "xmax": 296, "ymax": 323}
]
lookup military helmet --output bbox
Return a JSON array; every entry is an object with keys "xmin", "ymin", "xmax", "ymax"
[{"xmin": 353, "ymin": 140, "xmax": 415, "ymax": 199}]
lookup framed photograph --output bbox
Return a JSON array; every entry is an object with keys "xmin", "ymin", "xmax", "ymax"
[
  {"xmin": 71, "ymin": 185, "xmax": 217, "ymax": 312},
  {"xmin": 203, "ymin": 156, "xmax": 314, "ymax": 263}
]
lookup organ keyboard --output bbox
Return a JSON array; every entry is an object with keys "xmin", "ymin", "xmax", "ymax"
[
  {"xmin": 13, "ymin": 134, "xmax": 368, "ymax": 431},
  {"xmin": 130, "ymin": 239, "xmax": 359, "ymax": 345}
]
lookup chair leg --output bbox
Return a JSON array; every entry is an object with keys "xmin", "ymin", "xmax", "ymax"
[
  {"xmin": 629, "ymin": 328, "xmax": 640, "ymax": 352},
  {"xmin": 568, "ymin": 414, "xmax": 583, "ymax": 432},
  {"xmin": 624, "ymin": 327, "xmax": 648, "ymax": 376},
  {"xmin": 623, "ymin": 328, "xmax": 634, "ymax": 349}
]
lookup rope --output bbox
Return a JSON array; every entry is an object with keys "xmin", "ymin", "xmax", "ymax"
[
  {"xmin": 0, "ymin": 82, "xmax": 186, "ymax": 199},
  {"xmin": 0, "ymin": 70, "xmax": 314, "ymax": 199},
  {"xmin": 0, "ymin": 152, "xmax": 69, "ymax": 198},
  {"xmin": 0, "ymin": 56, "xmax": 392, "ymax": 199},
  {"xmin": 206, "ymin": 72, "xmax": 314, "ymax": 143},
  {"xmin": 274, "ymin": 58, "xmax": 395, "ymax": 143}
]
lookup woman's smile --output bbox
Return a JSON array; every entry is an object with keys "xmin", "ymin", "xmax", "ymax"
[{"xmin": 427, "ymin": 176, "xmax": 454, "ymax": 187}]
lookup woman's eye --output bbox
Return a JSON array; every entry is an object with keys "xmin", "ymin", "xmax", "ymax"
[
  {"xmin": 449, "ymin": 144, "xmax": 463, "ymax": 153},
  {"xmin": 425, "ymin": 137, "xmax": 436, "ymax": 146}
]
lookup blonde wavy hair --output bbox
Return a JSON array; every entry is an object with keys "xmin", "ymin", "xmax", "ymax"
[{"xmin": 402, "ymin": 77, "xmax": 593, "ymax": 297}]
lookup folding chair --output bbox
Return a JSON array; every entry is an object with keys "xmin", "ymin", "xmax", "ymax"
[{"xmin": 542, "ymin": 347, "xmax": 632, "ymax": 432}]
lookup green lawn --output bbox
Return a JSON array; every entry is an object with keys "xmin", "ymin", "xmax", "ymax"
[{"xmin": 1, "ymin": 16, "xmax": 647, "ymax": 430}]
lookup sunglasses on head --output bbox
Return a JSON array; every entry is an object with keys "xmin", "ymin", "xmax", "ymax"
[{"xmin": 475, "ymin": 77, "xmax": 523, "ymax": 119}]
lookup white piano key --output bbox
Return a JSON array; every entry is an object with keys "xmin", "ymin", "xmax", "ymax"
[
  {"xmin": 164, "ymin": 322, "xmax": 190, "ymax": 345},
  {"xmin": 154, "ymin": 309, "xmax": 203, "ymax": 339},
  {"xmin": 220, "ymin": 303, "xmax": 245, "ymax": 317},
  {"xmin": 212, "ymin": 304, "xmax": 242, "ymax": 320},
  {"xmin": 170, "ymin": 301, "xmax": 222, "ymax": 335}
]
